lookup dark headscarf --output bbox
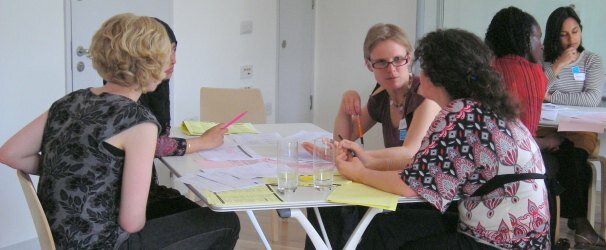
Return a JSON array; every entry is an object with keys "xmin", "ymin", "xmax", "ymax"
[
  {"xmin": 102, "ymin": 18, "xmax": 176, "ymax": 135},
  {"xmin": 138, "ymin": 18, "xmax": 176, "ymax": 135}
]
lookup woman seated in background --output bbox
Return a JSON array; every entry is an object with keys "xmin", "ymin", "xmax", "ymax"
[
  {"xmin": 337, "ymin": 28, "xmax": 550, "ymax": 249},
  {"xmin": 540, "ymin": 6, "xmax": 605, "ymax": 248},
  {"xmin": 484, "ymin": 6, "xmax": 563, "ymax": 245},
  {"xmin": 0, "ymin": 13, "xmax": 239, "ymax": 249},
  {"xmin": 136, "ymin": 18, "xmax": 228, "ymax": 220},
  {"xmin": 305, "ymin": 23, "xmax": 441, "ymax": 249}
]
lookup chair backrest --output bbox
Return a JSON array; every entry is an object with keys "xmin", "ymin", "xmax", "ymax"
[
  {"xmin": 16, "ymin": 170, "xmax": 56, "ymax": 250},
  {"xmin": 200, "ymin": 87, "xmax": 267, "ymax": 123}
]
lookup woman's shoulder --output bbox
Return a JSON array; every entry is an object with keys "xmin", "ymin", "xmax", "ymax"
[
  {"xmin": 370, "ymin": 83, "xmax": 386, "ymax": 97},
  {"xmin": 582, "ymin": 50, "xmax": 603, "ymax": 64}
]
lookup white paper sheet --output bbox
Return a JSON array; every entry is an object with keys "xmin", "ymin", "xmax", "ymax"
[
  {"xmin": 198, "ymin": 144, "xmax": 262, "ymax": 161},
  {"xmin": 231, "ymin": 132, "xmax": 282, "ymax": 146}
]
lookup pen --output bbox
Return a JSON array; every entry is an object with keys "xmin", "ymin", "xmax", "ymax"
[
  {"xmin": 222, "ymin": 111, "xmax": 248, "ymax": 129},
  {"xmin": 356, "ymin": 114, "xmax": 364, "ymax": 147},
  {"xmin": 337, "ymin": 134, "xmax": 356, "ymax": 157}
]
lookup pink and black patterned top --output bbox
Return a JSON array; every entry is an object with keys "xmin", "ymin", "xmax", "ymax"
[{"xmin": 402, "ymin": 99, "xmax": 550, "ymax": 249}]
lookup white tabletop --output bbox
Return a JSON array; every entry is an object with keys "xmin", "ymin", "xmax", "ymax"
[
  {"xmin": 540, "ymin": 104, "xmax": 606, "ymax": 127},
  {"xmin": 161, "ymin": 123, "xmax": 424, "ymax": 212}
]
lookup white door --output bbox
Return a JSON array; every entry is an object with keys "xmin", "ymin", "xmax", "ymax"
[
  {"xmin": 277, "ymin": 0, "xmax": 315, "ymax": 123},
  {"xmin": 67, "ymin": 0, "xmax": 172, "ymax": 92}
]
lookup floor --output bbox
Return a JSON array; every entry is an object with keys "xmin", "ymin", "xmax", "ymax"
[{"xmin": 234, "ymin": 210, "xmax": 306, "ymax": 250}]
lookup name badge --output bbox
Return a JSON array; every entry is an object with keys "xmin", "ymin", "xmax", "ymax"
[
  {"xmin": 572, "ymin": 66, "xmax": 586, "ymax": 81},
  {"xmin": 399, "ymin": 119, "xmax": 408, "ymax": 141}
]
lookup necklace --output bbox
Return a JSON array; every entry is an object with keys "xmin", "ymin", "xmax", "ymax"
[{"xmin": 389, "ymin": 99, "xmax": 404, "ymax": 115}]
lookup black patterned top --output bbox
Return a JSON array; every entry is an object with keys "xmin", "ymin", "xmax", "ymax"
[
  {"xmin": 38, "ymin": 89, "xmax": 159, "ymax": 249},
  {"xmin": 402, "ymin": 99, "xmax": 549, "ymax": 249}
]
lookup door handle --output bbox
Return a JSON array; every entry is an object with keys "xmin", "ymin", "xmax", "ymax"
[{"xmin": 77, "ymin": 46, "xmax": 89, "ymax": 57}]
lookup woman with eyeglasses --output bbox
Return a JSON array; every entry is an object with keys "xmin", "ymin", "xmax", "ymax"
[
  {"xmin": 305, "ymin": 23, "xmax": 442, "ymax": 250},
  {"xmin": 334, "ymin": 23, "xmax": 441, "ymax": 172}
]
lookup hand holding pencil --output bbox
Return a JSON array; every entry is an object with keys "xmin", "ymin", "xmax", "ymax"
[{"xmin": 355, "ymin": 114, "xmax": 364, "ymax": 147}]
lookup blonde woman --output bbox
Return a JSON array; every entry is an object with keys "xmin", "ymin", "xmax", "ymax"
[{"xmin": 0, "ymin": 13, "xmax": 239, "ymax": 249}]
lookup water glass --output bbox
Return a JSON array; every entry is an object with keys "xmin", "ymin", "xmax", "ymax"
[
  {"xmin": 276, "ymin": 139, "xmax": 299, "ymax": 193},
  {"xmin": 313, "ymin": 137, "xmax": 336, "ymax": 190}
]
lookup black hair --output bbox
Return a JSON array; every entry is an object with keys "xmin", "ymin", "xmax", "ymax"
[
  {"xmin": 485, "ymin": 6, "xmax": 538, "ymax": 59},
  {"xmin": 153, "ymin": 18, "xmax": 177, "ymax": 45},
  {"xmin": 543, "ymin": 6, "xmax": 584, "ymax": 63},
  {"xmin": 414, "ymin": 29, "xmax": 518, "ymax": 119},
  {"xmin": 138, "ymin": 18, "xmax": 176, "ymax": 135}
]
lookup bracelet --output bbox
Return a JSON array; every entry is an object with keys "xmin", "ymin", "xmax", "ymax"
[{"xmin": 186, "ymin": 141, "xmax": 191, "ymax": 151}]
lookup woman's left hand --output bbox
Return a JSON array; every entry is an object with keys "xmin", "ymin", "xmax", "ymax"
[{"xmin": 335, "ymin": 151, "xmax": 365, "ymax": 182}]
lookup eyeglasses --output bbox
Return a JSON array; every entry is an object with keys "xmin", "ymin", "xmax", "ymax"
[{"xmin": 369, "ymin": 55, "xmax": 409, "ymax": 69}]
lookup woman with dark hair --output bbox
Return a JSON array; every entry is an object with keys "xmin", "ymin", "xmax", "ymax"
[
  {"xmin": 485, "ymin": 6, "xmax": 546, "ymax": 135},
  {"xmin": 539, "ymin": 6, "xmax": 606, "ymax": 248},
  {"xmin": 543, "ymin": 6, "xmax": 604, "ymax": 106},
  {"xmin": 484, "ymin": 7, "xmax": 567, "ymax": 246},
  {"xmin": 119, "ymin": 18, "xmax": 229, "ymax": 220},
  {"xmin": 337, "ymin": 29, "xmax": 549, "ymax": 249}
]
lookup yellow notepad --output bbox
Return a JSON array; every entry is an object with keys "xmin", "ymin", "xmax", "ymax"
[
  {"xmin": 204, "ymin": 185, "xmax": 282, "ymax": 205},
  {"xmin": 327, "ymin": 182, "xmax": 399, "ymax": 211},
  {"xmin": 180, "ymin": 120, "xmax": 257, "ymax": 135}
]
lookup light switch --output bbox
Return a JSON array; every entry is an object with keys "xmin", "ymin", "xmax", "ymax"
[
  {"xmin": 240, "ymin": 65, "xmax": 253, "ymax": 78},
  {"xmin": 240, "ymin": 20, "xmax": 253, "ymax": 35}
]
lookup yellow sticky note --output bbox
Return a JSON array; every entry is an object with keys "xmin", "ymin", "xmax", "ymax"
[
  {"xmin": 181, "ymin": 121, "xmax": 257, "ymax": 135},
  {"xmin": 327, "ymin": 182, "xmax": 398, "ymax": 211},
  {"xmin": 203, "ymin": 185, "xmax": 282, "ymax": 205}
]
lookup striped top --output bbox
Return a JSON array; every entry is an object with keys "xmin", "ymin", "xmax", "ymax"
[{"xmin": 543, "ymin": 50, "xmax": 604, "ymax": 107}]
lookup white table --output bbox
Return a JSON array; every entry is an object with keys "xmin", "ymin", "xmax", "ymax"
[
  {"xmin": 540, "ymin": 104, "xmax": 606, "ymax": 129},
  {"xmin": 161, "ymin": 123, "xmax": 424, "ymax": 250}
]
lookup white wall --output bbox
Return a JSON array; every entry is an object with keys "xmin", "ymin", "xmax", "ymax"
[
  {"xmin": 172, "ymin": 1, "xmax": 278, "ymax": 124},
  {"xmin": 314, "ymin": 0, "xmax": 418, "ymax": 150},
  {"xmin": 0, "ymin": 0, "xmax": 66, "ymax": 248}
]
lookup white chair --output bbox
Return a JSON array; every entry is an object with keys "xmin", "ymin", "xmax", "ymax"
[
  {"xmin": 17, "ymin": 170, "xmax": 56, "ymax": 250},
  {"xmin": 200, "ymin": 87, "xmax": 267, "ymax": 123},
  {"xmin": 586, "ymin": 146, "xmax": 606, "ymax": 238}
]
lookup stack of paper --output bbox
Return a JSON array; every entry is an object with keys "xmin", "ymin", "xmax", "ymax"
[
  {"xmin": 181, "ymin": 120, "xmax": 258, "ymax": 135},
  {"xmin": 180, "ymin": 162, "xmax": 277, "ymax": 192},
  {"xmin": 327, "ymin": 182, "xmax": 399, "ymax": 211}
]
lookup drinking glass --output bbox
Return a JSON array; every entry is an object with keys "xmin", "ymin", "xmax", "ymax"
[
  {"xmin": 276, "ymin": 139, "xmax": 299, "ymax": 193},
  {"xmin": 313, "ymin": 137, "xmax": 336, "ymax": 190}
]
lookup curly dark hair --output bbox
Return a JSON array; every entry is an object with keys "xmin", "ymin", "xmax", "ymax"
[
  {"xmin": 543, "ymin": 6, "xmax": 584, "ymax": 63},
  {"xmin": 485, "ymin": 6, "xmax": 538, "ymax": 59},
  {"xmin": 414, "ymin": 29, "xmax": 518, "ymax": 119}
]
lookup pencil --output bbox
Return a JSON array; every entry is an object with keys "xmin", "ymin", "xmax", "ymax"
[
  {"xmin": 337, "ymin": 134, "xmax": 356, "ymax": 157},
  {"xmin": 356, "ymin": 114, "xmax": 364, "ymax": 147},
  {"xmin": 221, "ymin": 111, "xmax": 248, "ymax": 129}
]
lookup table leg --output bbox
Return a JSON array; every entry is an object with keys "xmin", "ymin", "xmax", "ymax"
[
  {"xmin": 245, "ymin": 210, "xmax": 272, "ymax": 250},
  {"xmin": 288, "ymin": 209, "xmax": 329, "ymax": 250},
  {"xmin": 342, "ymin": 207, "xmax": 383, "ymax": 250},
  {"xmin": 313, "ymin": 207, "xmax": 332, "ymax": 250}
]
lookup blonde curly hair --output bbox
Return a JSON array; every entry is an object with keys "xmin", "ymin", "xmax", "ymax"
[{"xmin": 90, "ymin": 13, "xmax": 171, "ymax": 92}]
